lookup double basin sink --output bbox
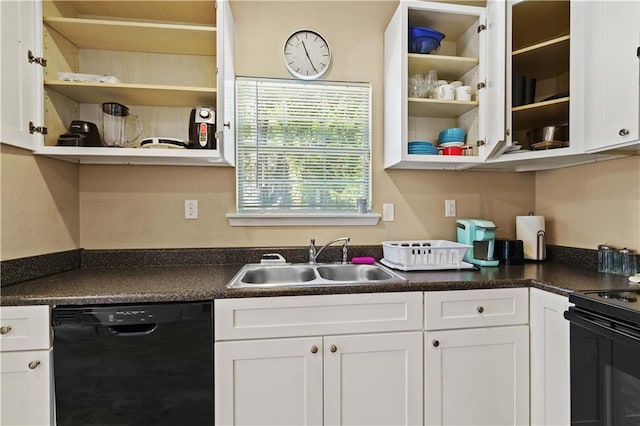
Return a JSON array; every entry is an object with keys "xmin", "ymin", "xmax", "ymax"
[{"xmin": 227, "ymin": 263, "xmax": 406, "ymax": 289}]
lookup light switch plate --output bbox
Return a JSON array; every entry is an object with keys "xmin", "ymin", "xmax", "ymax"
[
  {"xmin": 445, "ymin": 199, "xmax": 456, "ymax": 217},
  {"xmin": 382, "ymin": 203, "xmax": 395, "ymax": 222}
]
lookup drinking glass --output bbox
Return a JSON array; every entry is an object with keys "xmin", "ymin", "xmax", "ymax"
[{"xmin": 425, "ymin": 70, "xmax": 438, "ymax": 99}]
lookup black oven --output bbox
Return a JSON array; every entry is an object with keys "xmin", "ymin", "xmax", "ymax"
[{"xmin": 565, "ymin": 290, "xmax": 640, "ymax": 426}]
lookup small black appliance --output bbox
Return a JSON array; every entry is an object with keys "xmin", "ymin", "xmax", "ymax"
[
  {"xmin": 494, "ymin": 239, "xmax": 524, "ymax": 265},
  {"xmin": 189, "ymin": 107, "xmax": 216, "ymax": 149},
  {"xmin": 56, "ymin": 120, "xmax": 102, "ymax": 147}
]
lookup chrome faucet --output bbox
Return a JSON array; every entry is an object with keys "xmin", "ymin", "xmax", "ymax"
[{"xmin": 309, "ymin": 237, "xmax": 350, "ymax": 264}]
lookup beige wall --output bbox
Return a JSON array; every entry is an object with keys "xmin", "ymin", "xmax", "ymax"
[
  {"xmin": 2, "ymin": 1, "xmax": 637, "ymax": 259},
  {"xmin": 76, "ymin": 1, "xmax": 535, "ymax": 249},
  {"xmin": 0, "ymin": 145, "xmax": 79, "ymax": 260},
  {"xmin": 535, "ymin": 156, "xmax": 640, "ymax": 250}
]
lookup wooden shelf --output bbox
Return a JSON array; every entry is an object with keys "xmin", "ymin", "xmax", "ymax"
[
  {"xmin": 408, "ymin": 98, "xmax": 478, "ymax": 118},
  {"xmin": 52, "ymin": 1, "xmax": 216, "ymax": 26},
  {"xmin": 512, "ymin": 35, "xmax": 569, "ymax": 80},
  {"xmin": 44, "ymin": 17, "xmax": 216, "ymax": 56},
  {"xmin": 44, "ymin": 80, "xmax": 216, "ymax": 107},
  {"xmin": 408, "ymin": 54, "xmax": 479, "ymax": 81},
  {"xmin": 34, "ymin": 146, "xmax": 231, "ymax": 167},
  {"xmin": 512, "ymin": 0, "xmax": 570, "ymax": 51},
  {"xmin": 512, "ymin": 96, "xmax": 569, "ymax": 130}
]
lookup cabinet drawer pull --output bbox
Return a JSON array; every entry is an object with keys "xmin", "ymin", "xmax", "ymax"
[
  {"xmin": 0, "ymin": 326, "xmax": 12, "ymax": 335},
  {"xmin": 330, "ymin": 344, "xmax": 338, "ymax": 353},
  {"xmin": 619, "ymin": 128, "xmax": 630, "ymax": 136},
  {"xmin": 476, "ymin": 306, "xmax": 485, "ymax": 313},
  {"xmin": 432, "ymin": 340, "xmax": 440, "ymax": 347},
  {"xmin": 28, "ymin": 360, "xmax": 40, "ymax": 370},
  {"xmin": 310, "ymin": 345, "xmax": 318, "ymax": 354}
]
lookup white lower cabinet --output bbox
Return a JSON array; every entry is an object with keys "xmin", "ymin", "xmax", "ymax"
[
  {"xmin": 424, "ymin": 326, "xmax": 529, "ymax": 426},
  {"xmin": 424, "ymin": 288, "xmax": 529, "ymax": 426},
  {"xmin": 0, "ymin": 305, "xmax": 53, "ymax": 426},
  {"xmin": 529, "ymin": 288, "xmax": 571, "ymax": 426},
  {"xmin": 214, "ymin": 292, "xmax": 424, "ymax": 426}
]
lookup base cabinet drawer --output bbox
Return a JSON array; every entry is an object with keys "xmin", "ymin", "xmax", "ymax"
[
  {"xmin": 215, "ymin": 292, "xmax": 423, "ymax": 340},
  {"xmin": 425, "ymin": 288, "xmax": 529, "ymax": 330},
  {"xmin": 0, "ymin": 305, "xmax": 50, "ymax": 351}
]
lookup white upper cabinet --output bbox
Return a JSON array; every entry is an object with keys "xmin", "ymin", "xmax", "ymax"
[
  {"xmin": 2, "ymin": 0, "xmax": 235, "ymax": 166},
  {"xmin": 0, "ymin": 0, "xmax": 44, "ymax": 151},
  {"xmin": 384, "ymin": 0, "xmax": 629, "ymax": 172},
  {"xmin": 583, "ymin": 0, "xmax": 640, "ymax": 153},
  {"xmin": 384, "ymin": 1, "xmax": 505, "ymax": 170}
]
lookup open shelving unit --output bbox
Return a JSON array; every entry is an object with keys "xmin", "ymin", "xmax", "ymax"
[{"xmin": 35, "ymin": 0, "xmax": 231, "ymax": 166}]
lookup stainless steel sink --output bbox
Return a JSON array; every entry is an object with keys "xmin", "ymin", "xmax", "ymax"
[
  {"xmin": 226, "ymin": 263, "xmax": 406, "ymax": 289},
  {"xmin": 316, "ymin": 264, "xmax": 395, "ymax": 282}
]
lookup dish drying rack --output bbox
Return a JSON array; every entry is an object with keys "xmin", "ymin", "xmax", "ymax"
[{"xmin": 380, "ymin": 240, "xmax": 475, "ymax": 271}]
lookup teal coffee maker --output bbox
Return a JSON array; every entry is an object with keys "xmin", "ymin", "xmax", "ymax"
[{"xmin": 456, "ymin": 219, "xmax": 500, "ymax": 267}]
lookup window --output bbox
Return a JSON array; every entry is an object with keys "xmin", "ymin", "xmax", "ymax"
[{"xmin": 234, "ymin": 78, "xmax": 371, "ymax": 217}]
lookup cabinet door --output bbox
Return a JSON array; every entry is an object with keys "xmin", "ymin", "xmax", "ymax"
[
  {"xmin": 216, "ymin": 0, "xmax": 235, "ymax": 166},
  {"xmin": 0, "ymin": 349, "xmax": 53, "ymax": 426},
  {"xmin": 323, "ymin": 332, "xmax": 423, "ymax": 426},
  {"xmin": 530, "ymin": 288, "xmax": 571, "ymax": 426},
  {"xmin": 0, "ymin": 0, "xmax": 44, "ymax": 150},
  {"xmin": 480, "ymin": 0, "xmax": 507, "ymax": 161},
  {"xmin": 425, "ymin": 326, "xmax": 529, "ymax": 426},
  {"xmin": 584, "ymin": 1, "xmax": 640, "ymax": 152},
  {"xmin": 215, "ymin": 337, "xmax": 323, "ymax": 426}
]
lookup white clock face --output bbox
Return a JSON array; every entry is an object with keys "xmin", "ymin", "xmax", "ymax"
[{"xmin": 283, "ymin": 29, "xmax": 331, "ymax": 80}]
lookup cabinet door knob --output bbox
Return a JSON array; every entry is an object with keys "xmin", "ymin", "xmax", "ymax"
[
  {"xmin": 432, "ymin": 340, "xmax": 440, "ymax": 347},
  {"xmin": 619, "ymin": 128, "xmax": 630, "ymax": 136},
  {"xmin": 310, "ymin": 345, "xmax": 318, "ymax": 354},
  {"xmin": 476, "ymin": 306, "xmax": 485, "ymax": 313},
  {"xmin": 0, "ymin": 326, "xmax": 12, "ymax": 335},
  {"xmin": 330, "ymin": 344, "xmax": 338, "ymax": 353},
  {"xmin": 28, "ymin": 360, "xmax": 40, "ymax": 370}
]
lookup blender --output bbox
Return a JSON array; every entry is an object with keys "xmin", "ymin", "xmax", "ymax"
[{"xmin": 102, "ymin": 102, "xmax": 143, "ymax": 147}]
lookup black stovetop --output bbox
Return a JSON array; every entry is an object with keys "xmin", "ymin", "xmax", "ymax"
[{"xmin": 569, "ymin": 288, "xmax": 640, "ymax": 326}]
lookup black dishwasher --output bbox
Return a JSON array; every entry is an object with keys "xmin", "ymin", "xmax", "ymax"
[{"xmin": 52, "ymin": 302, "xmax": 213, "ymax": 426}]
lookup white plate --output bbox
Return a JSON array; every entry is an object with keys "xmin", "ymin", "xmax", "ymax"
[{"xmin": 438, "ymin": 141, "xmax": 464, "ymax": 147}]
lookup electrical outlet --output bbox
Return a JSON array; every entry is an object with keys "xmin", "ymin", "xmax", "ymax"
[
  {"xmin": 184, "ymin": 200, "xmax": 198, "ymax": 219},
  {"xmin": 445, "ymin": 199, "xmax": 456, "ymax": 217}
]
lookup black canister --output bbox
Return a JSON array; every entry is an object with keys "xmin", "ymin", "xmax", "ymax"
[{"xmin": 494, "ymin": 239, "xmax": 525, "ymax": 265}]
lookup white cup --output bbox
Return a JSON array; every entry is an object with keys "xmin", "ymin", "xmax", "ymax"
[
  {"xmin": 437, "ymin": 84, "xmax": 455, "ymax": 100},
  {"xmin": 450, "ymin": 81, "xmax": 463, "ymax": 89},
  {"xmin": 455, "ymin": 85, "xmax": 472, "ymax": 101}
]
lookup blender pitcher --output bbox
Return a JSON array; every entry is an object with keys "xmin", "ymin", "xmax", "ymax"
[{"xmin": 102, "ymin": 102, "xmax": 143, "ymax": 147}]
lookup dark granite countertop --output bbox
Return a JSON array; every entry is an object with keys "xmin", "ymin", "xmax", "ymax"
[{"xmin": 1, "ymin": 260, "xmax": 636, "ymax": 307}]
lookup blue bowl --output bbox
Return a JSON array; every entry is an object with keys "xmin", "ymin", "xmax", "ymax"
[
  {"xmin": 409, "ymin": 27, "xmax": 445, "ymax": 54},
  {"xmin": 438, "ymin": 128, "xmax": 466, "ymax": 141}
]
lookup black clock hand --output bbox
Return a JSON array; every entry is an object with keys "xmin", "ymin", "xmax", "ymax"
[{"xmin": 301, "ymin": 41, "xmax": 319, "ymax": 73}]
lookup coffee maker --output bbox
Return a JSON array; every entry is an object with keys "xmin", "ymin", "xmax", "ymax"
[{"xmin": 456, "ymin": 219, "xmax": 500, "ymax": 267}]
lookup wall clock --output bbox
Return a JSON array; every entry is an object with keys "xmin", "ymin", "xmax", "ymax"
[{"xmin": 283, "ymin": 29, "xmax": 331, "ymax": 80}]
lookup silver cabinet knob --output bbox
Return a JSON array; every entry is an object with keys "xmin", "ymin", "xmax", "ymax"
[
  {"xmin": 28, "ymin": 360, "xmax": 40, "ymax": 369},
  {"xmin": 330, "ymin": 344, "xmax": 337, "ymax": 353},
  {"xmin": 432, "ymin": 340, "xmax": 440, "ymax": 347},
  {"xmin": 619, "ymin": 128, "xmax": 630, "ymax": 136},
  {"xmin": 0, "ymin": 326, "xmax": 12, "ymax": 335},
  {"xmin": 476, "ymin": 306, "xmax": 485, "ymax": 313},
  {"xmin": 310, "ymin": 345, "xmax": 318, "ymax": 354}
]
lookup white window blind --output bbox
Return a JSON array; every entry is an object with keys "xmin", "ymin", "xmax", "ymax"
[{"xmin": 235, "ymin": 78, "xmax": 371, "ymax": 213}]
